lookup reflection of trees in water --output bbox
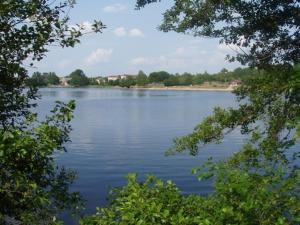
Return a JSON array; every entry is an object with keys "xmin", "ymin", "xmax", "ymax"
[
  {"xmin": 68, "ymin": 90, "xmax": 89, "ymax": 98},
  {"xmin": 120, "ymin": 90, "xmax": 134, "ymax": 97},
  {"xmin": 136, "ymin": 90, "xmax": 147, "ymax": 97},
  {"xmin": 39, "ymin": 90, "xmax": 58, "ymax": 97}
]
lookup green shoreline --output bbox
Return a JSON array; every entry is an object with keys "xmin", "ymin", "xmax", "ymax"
[{"xmin": 44, "ymin": 85, "xmax": 234, "ymax": 92}]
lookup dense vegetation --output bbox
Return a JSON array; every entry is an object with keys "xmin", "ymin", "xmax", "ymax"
[
  {"xmin": 28, "ymin": 67, "xmax": 254, "ymax": 88},
  {"xmin": 26, "ymin": 72, "xmax": 60, "ymax": 87},
  {"xmin": 102, "ymin": 68, "xmax": 251, "ymax": 88},
  {"xmin": 68, "ymin": 69, "xmax": 89, "ymax": 87},
  {"xmin": 82, "ymin": 0, "xmax": 300, "ymax": 224},
  {"xmin": 0, "ymin": 0, "xmax": 104, "ymax": 224}
]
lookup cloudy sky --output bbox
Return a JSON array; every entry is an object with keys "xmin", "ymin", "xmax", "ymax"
[{"xmin": 29, "ymin": 0, "xmax": 241, "ymax": 77}]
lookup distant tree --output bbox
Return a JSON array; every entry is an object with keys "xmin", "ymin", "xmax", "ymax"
[
  {"xmin": 25, "ymin": 72, "xmax": 60, "ymax": 87},
  {"xmin": 43, "ymin": 72, "xmax": 60, "ymax": 85},
  {"xmin": 148, "ymin": 71, "xmax": 170, "ymax": 83},
  {"xmin": 108, "ymin": 79, "xmax": 119, "ymax": 86},
  {"xmin": 220, "ymin": 68, "xmax": 228, "ymax": 74},
  {"xmin": 103, "ymin": 77, "xmax": 108, "ymax": 85},
  {"xmin": 119, "ymin": 76, "xmax": 136, "ymax": 88},
  {"xmin": 178, "ymin": 73, "xmax": 193, "ymax": 86},
  {"xmin": 68, "ymin": 69, "xmax": 89, "ymax": 87},
  {"xmin": 88, "ymin": 77, "xmax": 99, "ymax": 85},
  {"xmin": 136, "ymin": 70, "xmax": 148, "ymax": 86},
  {"xmin": 164, "ymin": 75, "xmax": 179, "ymax": 86},
  {"xmin": 192, "ymin": 74, "xmax": 205, "ymax": 85},
  {"xmin": 26, "ymin": 72, "xmax": 47, "ymax": 87}
]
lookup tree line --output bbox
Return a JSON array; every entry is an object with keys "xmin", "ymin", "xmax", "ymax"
[{"xmin": 27, "ymin": 67, "xmax": 256, "ymax": 88}]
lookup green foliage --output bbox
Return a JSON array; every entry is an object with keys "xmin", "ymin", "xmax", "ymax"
[
  {"xmin": 168, "ymin": 65, "xmax": 300, "ymax": 161},
  {"xmin": 68, "ymin": 69, "xmax": 89, "ymax": 87},
  {"xmin": 80, "ymin": 174, "xmax": 203, "ymax": 225},
  {"xmin": 0, "ymin": 0, "xmax": 104, "ymax": 128},
  {"xmin": 108, "ymin": 79, "xmax": 120, "ymax": 86},
  {"xmin": 0, "ymin": 101, "xmax": 83, "ymax": 224},
  {"xmin": 26, "ymin": 72, "xmax": 47, "ymax": 87},
  {"xmin": 163, "ymin": 75, "xmax": 179, "ymax": 86},
  {"xmin": 119, "ymin": 76, "xmax": 137, "ymax": 88},
  {"xmin": 148, "ymin": 71, "xmax": 170, "ymax": 83},
  {"xmin": 88, "ymin": 77, "xmax": 99, "ymax": 86},
  {"xmin": 0, "ymin": 0, "xmax": 104, "ymax": 223},
  {"xmin": 90, "ymin": 68, "xmax": 254, "ymax": 88},
  {"xmin": 43, "ymin": 72, "xmax": 60, "ymax": 85},
  {"xmin": 26, "ymin": 72, "xmax": 60, "ymax": 87},
  {"xmin": 136, "ymin": 70, "xmax": 148, "ymax": 86},
  {"xmin": 81, "ymin": 165, "xmax": 300, "ymax": 225}
]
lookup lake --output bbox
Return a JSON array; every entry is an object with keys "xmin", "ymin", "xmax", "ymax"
[{"xmin": 37, "ymin": 88, "xmax": 243, "ymax": 222}]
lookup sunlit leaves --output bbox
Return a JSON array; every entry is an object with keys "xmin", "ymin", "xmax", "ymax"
[
  {"xmin": 82, "ymin": 168, "xmax": 300, "ymax": 225},
  {"xmin": 0, "ymin": 101, "xmax": 82, "ymax": 223}
]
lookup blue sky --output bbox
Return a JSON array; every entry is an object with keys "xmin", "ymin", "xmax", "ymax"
[{"xmin": 30, "ymin": 0, "xmax": 241, "ymax": 77}]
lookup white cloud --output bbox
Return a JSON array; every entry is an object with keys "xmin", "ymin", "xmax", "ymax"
[
  {"xmin": 103, "ymin": 4, "xmax": 126, "ymax": 13},
  {"xmin": 85, "ymin": 48, "xmax": 113, "ymax": 65},
  {"xmin": 114, "ymin": 27, "xmax": 127, "ymax": 37},
  {"xmin": 129, "ymin": 28, "xmax": 144, "ymax": 37},
  {"xmin": 113, "ymin": 27, "xmax": 144, "ymax": 37}
]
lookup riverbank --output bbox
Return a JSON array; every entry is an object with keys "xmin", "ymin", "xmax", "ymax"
[
  {"xmin": 130, "ymin": 86, "xmax": 234, "ymax": 92},
  {"xmin": 46, "ymin": 85, "xmax": 234, "ymax": 92}
]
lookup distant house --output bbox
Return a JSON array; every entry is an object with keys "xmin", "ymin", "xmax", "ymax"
[
  {"xmin": 59, "ymin": 77, "xmax": 71, "ymax": 86},
  {"xmin": 106, "ymin": 74, "xmax": 137, "ymax": 82},
  {"xmin": 229, "ymin": 80, "xmax": 242, "ymax": 88},
  {"xmin": 120, "ymin": 74, "xmax": 137, "ymax": 80},
  {"xmin": 107, "ymin": 75, "xmax": 120, "ymax": 81}
]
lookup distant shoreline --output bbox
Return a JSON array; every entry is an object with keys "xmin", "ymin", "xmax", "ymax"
[
  {"xmin": 45, "ymin": 85, "xmax": 235, "ymax": 92},
  {"xmin": 130, "ymin": 86, "xmax": 234, "ymax": 92}
]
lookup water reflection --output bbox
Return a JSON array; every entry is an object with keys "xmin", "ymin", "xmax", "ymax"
[
  {"xmin": 67, "ymin": 89, "xmax": 89, "ymax": 98},
  {"xmin": 39, "ymin": 89, "xmax": 59, "ymax": 97},
  {"xmin": 135, "ymin": 90, "xmax": 147, "ymax": 97},
  {"xmin": 37, "ymin": 88, "xmax": 240, "ymax": 224}
]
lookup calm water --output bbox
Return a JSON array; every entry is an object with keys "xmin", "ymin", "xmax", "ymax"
[{"xmin": 37, "ymin": 88, "xmax": 243, "ymax": 222}]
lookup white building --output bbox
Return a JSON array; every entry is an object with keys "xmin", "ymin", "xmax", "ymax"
[
  {"xmin": 59, "ymin": 77, "xmax": 71, "ymax": 86},
  {"xmin": 120, "ymin": 74, "xmax": 137, "ymax": 79},
  {"xmin": 107, "ymin": 75, "xmax": 120, "ymax": 81}
]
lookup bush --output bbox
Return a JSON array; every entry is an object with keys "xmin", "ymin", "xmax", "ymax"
[
  {"xmin": 0, "ymin": 101, "xmax": 83, "ymax": 224},
  {"xmin": 81, "ymin": 162, "xmax": 300, "ymax": 225}
]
